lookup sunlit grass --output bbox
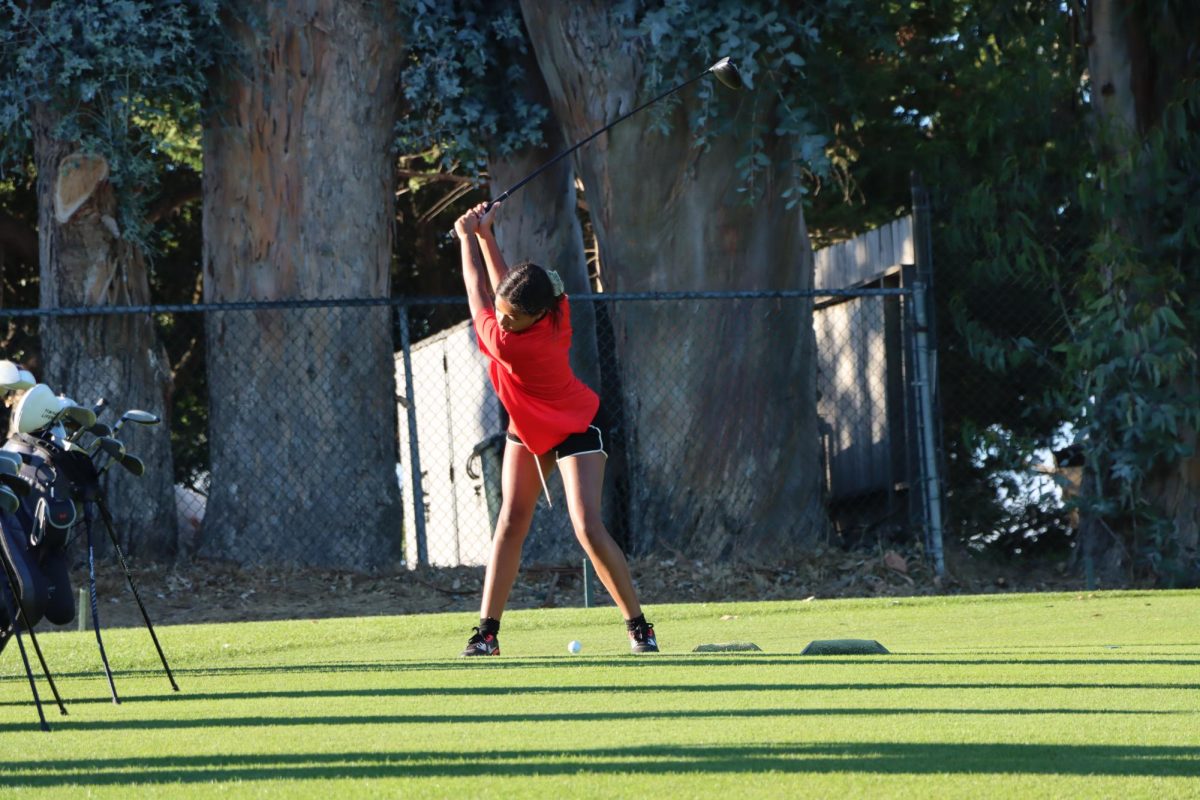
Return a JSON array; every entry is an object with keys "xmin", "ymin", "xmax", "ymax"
[{"xmin": 2, "ymin": 590, "xmax": 1198, "ymax": 798}]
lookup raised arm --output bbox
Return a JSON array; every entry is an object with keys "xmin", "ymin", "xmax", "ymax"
[
  {"xmin": 475, "ymin": 201, "xmax": 509, "ymax": 292},
  {"xmin": 454, "ymin": 204, "xmax": 494, "ymax": 320}
]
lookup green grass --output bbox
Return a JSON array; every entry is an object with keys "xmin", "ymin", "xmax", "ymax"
[{"xmin": 2, "ymin": 590, "xmax": 1199, "ymax": 798}]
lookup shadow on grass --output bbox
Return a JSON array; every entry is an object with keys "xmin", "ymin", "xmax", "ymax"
[
  {"xmin": 5, "ymin": 680, "xmax": 1197, "ymax": 707},
  {"xmin": 3, "ymin": 742, "xmax": 1198, "ymax": 787},
  {"xmin": 6, "ymin": 653, "xmax": 1200, "ymax": 684},
  {"xmin": 0, "ymin": 704, "xmax": 1185, "ymax": 734}
]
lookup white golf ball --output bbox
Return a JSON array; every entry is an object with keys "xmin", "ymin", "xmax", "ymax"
[{"xmin": 568, "ymin": 640, "xmax": 582, "ymax": 654}]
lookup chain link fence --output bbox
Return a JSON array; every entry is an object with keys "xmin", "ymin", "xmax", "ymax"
[
  {"xmin": 0, "ymin": 282, "xmax": 942, "ymax": 572},
  {"xmin": 934, "ymin": 221, "xmax": 1088, "ymax": 558}
]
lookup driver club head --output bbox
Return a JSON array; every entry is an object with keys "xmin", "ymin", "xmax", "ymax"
[{"xmin": 708, "ymin": 57, "xmax": 744, "ymax": 90}]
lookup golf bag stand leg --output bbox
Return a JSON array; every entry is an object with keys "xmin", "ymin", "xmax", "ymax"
[
  {"xmin": 0, "ymin": 550, "xmax": 66, "ymax": 729},
  {"xmin": 84, "ymin": 511, "xmax": 121, "ymax": 704},
  {"xmin": 6, "ymin": 624, "xmax": 48, "ymax": 731},
  {"xmin": 97, "ymin": 499, "xmax": 178, "ymax": 691}
]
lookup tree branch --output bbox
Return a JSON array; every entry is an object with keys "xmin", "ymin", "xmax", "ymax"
[{"xmin": 395, "ymin": 168, "xmax": 477, "ymax": 189}]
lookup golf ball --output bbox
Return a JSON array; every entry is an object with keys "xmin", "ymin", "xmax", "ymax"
[{"xmin": 568, "ymin": 640, "xmax": 582, "ymax": 654}]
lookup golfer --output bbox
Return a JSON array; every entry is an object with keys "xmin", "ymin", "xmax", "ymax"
[{"xmin": 453, "ymin": 201, "xmax": 657, "ymax": 656}]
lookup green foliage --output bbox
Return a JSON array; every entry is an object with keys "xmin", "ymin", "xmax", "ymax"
[
  {"xmin": 0, "ymin": 0, "xmax": 221, "ymax": 249},
  {"xmin": 628, "ymin": 1, "xmax": 841, "ymax": 203},
  {"xmin": 1053, "ymin": 80, "xmax": 1200, "ymax": 583},
  {"xmin": 394, "ymin": 1, "xmax": 903, "ymax": 207},
  {"xmin": 784, "ymin": 2, "xmax": 1096, "ymax": 549},
  {"xmin": 395, "ymin": 0, "xmax": 548, "ymax": 180}
]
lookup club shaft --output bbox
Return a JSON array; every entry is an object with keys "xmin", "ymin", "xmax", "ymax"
[{"xmin": 489, "ymin": 69, "xmax": 709, "ymax": 209}]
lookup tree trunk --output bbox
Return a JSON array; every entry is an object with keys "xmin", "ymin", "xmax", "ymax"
[
  {"xmin": 31, "ymin": 104, "xmax": 177, "ymax": 560},
  {"xmin": 1083, "ymin": 0, "xmax": 1199, "ymax": 584},
  {"xmin": 486, "ymin": 52, "xmax": 613, "ymax": 565},
  {"xmin": 520, "ymin": 2, "xmax": 826, "ymax": 561},
  {"xmin": 198, "ymin": 1, "xmax": 403, "ymax": 569}
]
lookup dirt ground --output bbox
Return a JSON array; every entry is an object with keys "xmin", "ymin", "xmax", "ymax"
[{"xmin": 66, "ymin": 541, "xmax": 1091, "ymax": 630}]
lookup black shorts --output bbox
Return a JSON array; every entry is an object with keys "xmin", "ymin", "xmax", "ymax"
[{"xmin": 506, "ymin": 411, "xmax": 607, "ymax": 461}]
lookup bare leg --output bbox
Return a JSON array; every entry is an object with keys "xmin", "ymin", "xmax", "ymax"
[
  {"xmin": 558, "ymin": 452, "xmax": 642, "ymax": 619},
  {"xmin": 479, "ymin": 442, "xmax": 556, "ymax": 620}
]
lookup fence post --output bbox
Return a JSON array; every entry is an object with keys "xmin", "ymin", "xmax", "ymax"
[
  {"xmin": 910, "ymin": 173, "xmax": 946, "ymax": 577},
  {"xmin": 397, "ymin": 303, "xmax": 428, "ymax": 567}
]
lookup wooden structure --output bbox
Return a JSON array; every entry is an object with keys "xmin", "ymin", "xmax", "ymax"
[{"xmin": 812, "ymin": 217, "xmax": 915, "ymax": 513}]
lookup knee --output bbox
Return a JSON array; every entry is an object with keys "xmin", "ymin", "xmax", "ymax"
[
  {"xmin": 496, "ymin": 503, "xmax": 536, "ymax": 542},
  {"xmin": 571, "ymin": 513, "xmax": 608, "ymax": 549}
]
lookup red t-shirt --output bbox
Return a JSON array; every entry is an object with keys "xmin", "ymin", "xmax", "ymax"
[{"xmin": 474, "ymin": 297, "xmax": 599, "ymax": 455}]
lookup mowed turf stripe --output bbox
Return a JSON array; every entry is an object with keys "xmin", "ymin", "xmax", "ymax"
[{"xmin": 0, "ymin": 591, "xmax": 1197, "ymax": 798}]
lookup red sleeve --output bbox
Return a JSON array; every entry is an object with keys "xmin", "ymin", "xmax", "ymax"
[{"xmin": 474, "ymin": 307, "xmax": 503, "ymax": 360}]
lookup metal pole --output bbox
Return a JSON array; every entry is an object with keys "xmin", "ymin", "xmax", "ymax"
[
  {"xmin": 397, "ymin": 304, "xmax": 429, "ymax": 566},
  {"xmin": 97, "ymin": 499, "xmax": 178, "ymax": 691},
  {"xmin": 910, "ymin": 174, "xmax": 946, "ymax": 577}
]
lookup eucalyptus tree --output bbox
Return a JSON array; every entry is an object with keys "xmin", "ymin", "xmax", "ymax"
[
  {"xmin": 197, "ymin": 1, "xmax": 404, "ymax": 568},
  {"xmin": 516, "ymin": 2, "xmax": 832, "ymax": 560},
  {"xmin": 1064, "ymin": 0, "xmax": 1200, "ymax": 585},
  {"xmin": 0, "ymin": 0, "xmax": 221, "ymax": 557}
]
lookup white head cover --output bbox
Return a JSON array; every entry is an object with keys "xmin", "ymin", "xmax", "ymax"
[
  {"xmin": 545, "ymin": 269, "xmax": 565, "ymax": 297},
  {"xmin": 14, "ymin": 384, "xmax": 61, "ymax": 433},
  {"xmin": 0, "ymin": 360, "xmax": 33, "ymax": 392}
]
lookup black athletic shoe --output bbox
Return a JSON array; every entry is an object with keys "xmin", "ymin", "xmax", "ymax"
[
  {"xmin": 461, "ymin": 627, "xmax": 500, "ymax": 656},
  {"xmin": 629, "ymin": 620, "xmax": 659, "ymax": 653}
]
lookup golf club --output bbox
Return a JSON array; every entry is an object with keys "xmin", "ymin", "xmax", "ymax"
[
  {"xmin": 448, "ymin": 56, "xmax": 743, "ymax": 235},
  {"xmin": 68, "ymin": 421, "xmax": 112, "ymax": 446},
  {"xmin": 112, "ymin": 453, "xmax": 145, "ymax": 477},
  {"xmin": 91, "ymin": 437, "xmax": 125, "ymax": 476},
  {"xmin": 111, "ymin": 409, "xmax": 161, "ymax": 436}
]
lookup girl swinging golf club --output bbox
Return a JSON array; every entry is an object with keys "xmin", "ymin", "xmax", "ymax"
[{"xmin": 454, "ymin": 201, "xmax": 657, "ymax": 656}]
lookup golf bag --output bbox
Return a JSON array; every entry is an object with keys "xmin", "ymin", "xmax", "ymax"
[
  {"xmin": 0, "ymin": 510, "xmax": 74, "ymax": 654},
  {"xmin": 0, "ymin": 379, "xmax": 177, "ymax": 729},
  {"xmin": 0, "ymin": 434, "xmax": 87, "ymax": 654}
]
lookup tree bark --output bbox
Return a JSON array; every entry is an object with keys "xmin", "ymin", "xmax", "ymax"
[
  {"xmin": 198, "ymin": 1, "xmax": 403, "ymax": 569},
  {"xmin": 520, "ymin": 2, "xmax": 827, "ymax": 561},
  {"xmin": 31, "ymin": 104, "xmax": 178, "ymax": 560},
  {"xmin": 1083, "ymin": 0, "xmax": 1199, "ymax": 583}
]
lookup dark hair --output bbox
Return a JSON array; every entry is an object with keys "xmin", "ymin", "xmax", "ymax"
[{"xmin": 496, "ymin": 262, "xmax": 563, "ymax": 323}]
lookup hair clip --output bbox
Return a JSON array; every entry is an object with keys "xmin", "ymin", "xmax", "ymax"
[{"xmin": 545, "ymin": 269, "xmax": 565, "ymax": 297}]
